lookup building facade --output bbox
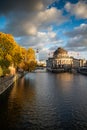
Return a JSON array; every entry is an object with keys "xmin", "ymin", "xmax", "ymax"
[
  {"xmin": 46, "ymin": 47, "xmax": 87, "ymax": 71},
  {"xmin": 46, "ymin": 47, "xmax": 72, "ymax": 70}
]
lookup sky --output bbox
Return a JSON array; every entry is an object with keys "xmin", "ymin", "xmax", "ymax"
[{"xmin": 0, "ymin": 0, "xmax": 87, "ymax": 60}]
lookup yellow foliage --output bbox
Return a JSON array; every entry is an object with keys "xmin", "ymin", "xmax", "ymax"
[{"xmin": 0, "ymin": 32, "xmax": 36, "ymax": 71}]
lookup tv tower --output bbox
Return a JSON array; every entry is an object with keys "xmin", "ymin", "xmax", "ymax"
[{"xmin": 36, "ymin": 49, "xmax": 39, "ymax": 62}]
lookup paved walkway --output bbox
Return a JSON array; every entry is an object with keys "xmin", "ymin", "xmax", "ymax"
[{"xmin": 0, "ymin": 73, "xmax": 22, "ymax": 95}]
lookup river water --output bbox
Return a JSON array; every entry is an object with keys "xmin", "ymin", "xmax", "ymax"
[{"xmin": 0, "ymin": 71, "xmax": 87, "ymax": 130}]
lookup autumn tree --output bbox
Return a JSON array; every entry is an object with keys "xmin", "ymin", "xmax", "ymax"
[
  {"xmin": 27, "ymin": 48, "xmax": 36, "ymax": 71},
  {"xmin": 18, "ymin": 47, "xmax": 28, "ymax": 70},
  {"xmin": 0, "ymin": 33, "xmax": 14, "ymax": 66},
  {"xmin": 19, "ymin": 48, "xmax": 36, "ymax": 71},
  {"xmin": 0, "ymin": 32, "xmax": 37, "ymax": 74},
  {"xmin": 0, "ymin": 32, "xmax": 22, "ymax": 75},
  {"xmin": 0, "ymin": 66, "xmax": 3, "ymax": 76},
  {"xmin": 12, "ymin": 45, "xmax": 22, "ymax": 67}
]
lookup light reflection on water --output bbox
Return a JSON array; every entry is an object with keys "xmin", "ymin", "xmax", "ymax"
[{"xmin": 0, "ymin": 72, "xmax": 87, "ymax": 129}]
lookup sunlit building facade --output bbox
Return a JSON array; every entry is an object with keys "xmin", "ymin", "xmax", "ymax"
[
  {"xmin": 46, "ymin": 47, "xmax": 72, "ymax": 70},
  {"xmin": 46, "ymin": 47, "xmax": 87, "ymax": 71},
  {"xmin": 72, "ymin": 58, "xmax": 87, "ymax": 68}
]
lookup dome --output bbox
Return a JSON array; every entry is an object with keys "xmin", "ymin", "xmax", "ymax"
[{"xmin": 54, "ymin": 47, "xmax": 67, "ymax": 56}]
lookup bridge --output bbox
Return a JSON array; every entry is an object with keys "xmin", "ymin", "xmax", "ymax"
[{"xmin": 33, "ymin": 67, "xmax": 46, "ymax": 73}]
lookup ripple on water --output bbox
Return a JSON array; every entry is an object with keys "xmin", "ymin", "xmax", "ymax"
[{"xmin": 0, "ymin": 73, "xmax": 87, "ymax": 130}]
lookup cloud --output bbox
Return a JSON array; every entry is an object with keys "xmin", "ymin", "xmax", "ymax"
[
  {"xmin": 65, "ymin": 23, "xmax": 87, "ymax": 38},
  {"xmin": 39, "ymin": 48, "xmax": 50, "ymax": 60},
  {"xmin": 1, "ymin": 7, "xmax": 66, "ymax": 37},
  {"xmin": 35, "ymin": 7, "xmax": 66, "ymax": 25},
  {"xmin": 65, "ymin": 1, "xmax": 87, "ymax": 18},
  {"xmin": 65, "ymin": 24, "xmax": 87, "ymax": 52},
  {"xmin": 16, "ymin": 30, "xmax": 63, "ymax": 59},
  {"xmin": 0, "ymin": 0, "xmax": 66, "ymax": 60},
  {"xmin": 66, "ymin": 36, "xmax": 87, "ymax": 48},
  {"xmin": 17, "ymin": 30, "xmax": 58, "ymax": 48},
  {"xmin": 0, "ymin": 0, "xmax": 55, "ymax": 14},
  {"xmin": 1, "ymin": 0, "xmax": 87, "ymax": 60}
]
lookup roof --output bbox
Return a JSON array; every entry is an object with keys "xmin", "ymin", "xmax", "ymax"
[{"xmin": 53, "ymin": 47, "xmax": 67, "ymax": 56}]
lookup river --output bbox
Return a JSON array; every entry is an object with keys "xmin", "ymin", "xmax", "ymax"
[{"xmin": 0, "ymin": 71, "xmax": 87, "ymax": 130}]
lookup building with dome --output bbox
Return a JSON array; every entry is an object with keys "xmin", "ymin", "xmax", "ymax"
[
  {"xmin": 46, "ymin": 47, "xmax": 73, "ymax": 72},
  {"xmin": 46, "ymin": 47, "xmax": 87, "ymax": 72}
]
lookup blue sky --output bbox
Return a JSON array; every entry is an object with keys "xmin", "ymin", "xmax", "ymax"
[{"xmin": 0, "ymin": 0, "xmax": 87, "ymax": 60}]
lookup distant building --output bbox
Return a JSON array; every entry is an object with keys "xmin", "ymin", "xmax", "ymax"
[
  {"xmin": 46, "ymin": 58, "xmax": 54, "ymax": 69},
  {"xmin": 72, "ymin": 58, "xmax": 80, "ymax": 69},
  {"xmin": 72, "ymin": 58, "xmax": 87, "ymax": 68},
  {"xmin": 46, "ymin": 47, "xmax": 72, "ymax": 70},
  {"xmin": 46, "ymin": 47, "xmax": 87, "ymax": 71},
  {"xmin": 37, "ymin": 60, "xmax": 46, "ymax": 67},
  {"xmin": 85, "ymin": 61, "xmax": 87, "ymax": 67}
]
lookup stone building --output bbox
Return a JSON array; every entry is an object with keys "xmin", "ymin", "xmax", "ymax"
[
  {"xmin": 46, "ymin": 47, "xmax": 72, "ymax": 70},
  {"xmin": 72, "ymin": 58, "xmax": 87, "ymax": 69},
  {"xmin": 46, "ymin": 47, "xmax": 87, "ymax": 72}
]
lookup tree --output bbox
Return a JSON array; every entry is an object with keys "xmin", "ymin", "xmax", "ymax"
[
  {"xmin": 27, "ymin": 48, "xmax": 36, "ymax": 61},
  {"xmin": 0, "ymin": 32, "xmax": 23, "ymax": 74},
  {"xmin": 26, "ymin": 48, "xmax": 36, "ymax": 71},
  {"xmin": 0, "ymin": 66, "xmax": 3, "ymax": 76},
  {"xmin": 0, "ymin": 33, "xmax": 14, "ymax": 57},
  {"xmin": 28, "ymin": 61, "xmax": 37, "ymax": 72},
  {"xmin": 0, "ymin": 32, "xmax": 37, "ymax": 74},
  {"xmin": 12, "ymin": 45, "xmax": 22, "ymax": 67},
  {"xmin": 0, "ymin": 32, "xmax": 23, "ymax": 65}
]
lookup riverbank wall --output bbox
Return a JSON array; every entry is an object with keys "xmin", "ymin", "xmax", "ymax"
[{"xmin": 0, "ymin": 72, "xmax": 26, "ymax": 96}]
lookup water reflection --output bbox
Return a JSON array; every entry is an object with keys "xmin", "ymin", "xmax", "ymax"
[{"xmin": 0, "ymin": 72, "xmax": 87, "ymax": 129}]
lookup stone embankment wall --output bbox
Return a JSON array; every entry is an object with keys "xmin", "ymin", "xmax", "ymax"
[{"xmin": 0, "ymin": 73, "xmax": 22, "ymax": 95}]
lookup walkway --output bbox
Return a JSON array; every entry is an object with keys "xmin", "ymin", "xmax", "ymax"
[{"xmin": 0, "ymin": 73, "xmax": 21, "ymax": 95}]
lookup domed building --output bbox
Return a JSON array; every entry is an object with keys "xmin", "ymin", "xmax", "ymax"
[
  {"xmin": 46, "ymin": 47, "xmax": 73, "ymax": 71},
  {"xmin": 53, "ymin": 47, "xmax": 68, "ymax": 58}
]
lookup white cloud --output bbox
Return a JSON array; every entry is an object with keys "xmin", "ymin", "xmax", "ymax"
[
  {"xmin": 65, "ymin": 24, "xmax": 87, "ymax": 53},
  {"xmin": 18, "ymin": 30, "xmax": 58, "ymax": 48},
  {"xmin": 22, "ymin": 7, "xmax": 66, "ymax": 36},
  {"xmin": 65, "ymin": 1, "xmax": 87, "ymax": 18},
  {"xmin": 16, "ymin": 30, "xmax": 63, "ymax": 60},
  {"xmin": 37, "ymin": 31, "xmax": 56, "ymax": 40},
  {"xmin": 48, "ymin": 31, "xmax": 56, "ymax": 38},
  {"xmin": 65, "ymin": 23, "xmax": 87, "ymax": 38},
  {"xmin": 35, "ymin": 7, "xmax": 66, "ymax": 25},
  {"xmin": 25, "ymin": 24, "xmax": 37, "ymax": 36},
  {"xmin": 2, "ymin": 7, "xmax": 66, "ymax": 36}
]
